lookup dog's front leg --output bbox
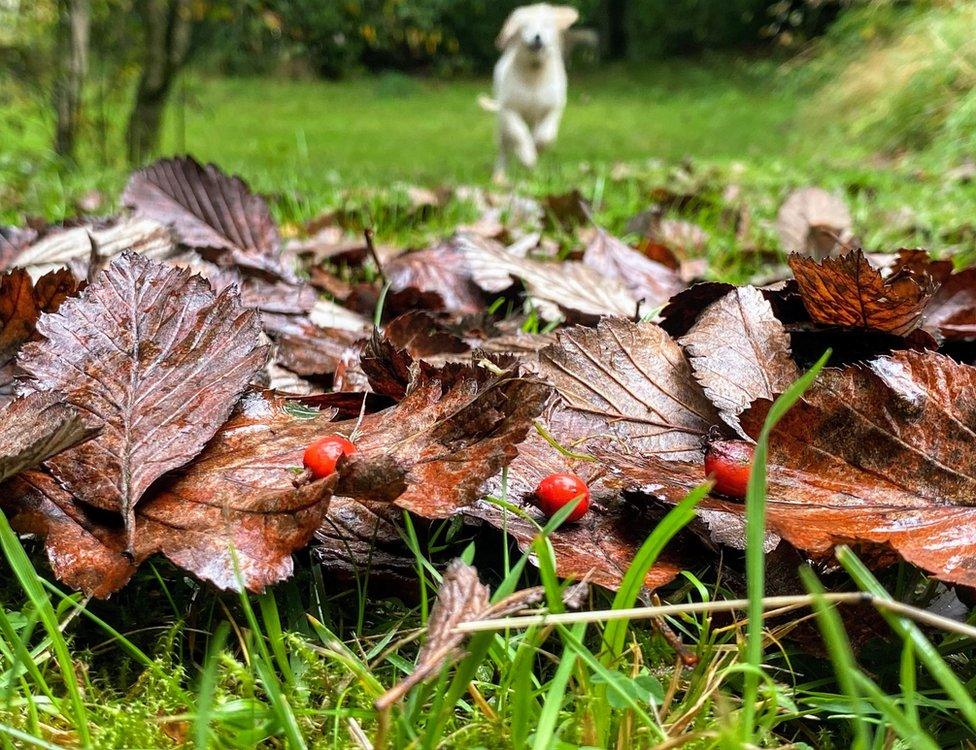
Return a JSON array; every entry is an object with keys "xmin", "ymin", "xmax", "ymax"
[
  {"xmin": 499, "ymin": 109, "xmax": 538, "ymax": 170},
  {"xmin": 533, "ymin": 108, "xmax": 563, "ymax": 153}
]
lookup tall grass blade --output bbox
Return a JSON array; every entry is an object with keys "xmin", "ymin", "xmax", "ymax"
[{"xmin": 742, "ymin": 349, "xmax": 830, "ymax": 741}]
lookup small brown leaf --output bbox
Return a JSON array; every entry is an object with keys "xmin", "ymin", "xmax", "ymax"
[
  {"xmin": 123, "ymin": 157, "xmax": 283, "ymax": 277},
  {"xmin": 384, "ymin": 240, "xmax": 485, "ymax": 315},
  {"xmin": 18, "ymin": 253, "xmax": 267, "ymax": 553},
  {"xmin": 0, "ymin": 269, "xmax": 78, "ymax": 402},
  {"xmin": 790, "ymin": 249, "xmax": 934, "ymax": 335},
  {"xmin": 582, "ymin": 229, "xmax": 684, "ymax": 310},
  {"xmin": 539, "ymin": 317, "xmax": 718, "ymax": 461},
  {"xmin": 679, "ymin": 287, "xmax": 798, "ymax": 434},
  {"xmin": 459, "ymin": 234, "xmax": 636, "ymax": 321},
  {"xmin": 375, "ymin": 559, "xmax": 490, "ymax": 709},
  {"xmin": 923, "ymin": 268, "xmax": 976, "ymax": 340}
]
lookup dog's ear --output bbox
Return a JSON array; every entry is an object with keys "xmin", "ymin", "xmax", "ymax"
[
  {"xmin": 496, "ymin": 7, "xmax": 530, "ymax": 50},
  {"xmin": 551, "ymin": 5, "xmax": 579, "ymax": 31}
]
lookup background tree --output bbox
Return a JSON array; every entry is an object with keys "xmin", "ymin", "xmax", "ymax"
[
  {"xmin": 127, "ymin": 0, "xmax": 192, "ymax": 164},
  {"xmin": 53, "ymin": 0, "xmax": 90, "ymax": 159}
]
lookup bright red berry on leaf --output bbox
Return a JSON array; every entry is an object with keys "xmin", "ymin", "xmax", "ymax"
[
  {"xmin": 303, "ymin": 435, "xmax": 357, "ymax": 478},
  {"xmin": 534, "ymin": 473, "xmax": 590, "ymax": 522},
  {"xmin": 704, "ymin": 439, "xmax": 755, "ymax": 499}
]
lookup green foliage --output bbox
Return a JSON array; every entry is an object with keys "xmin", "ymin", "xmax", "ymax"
[
  {"xmin": 624, "ymin": 0, "xmax": 773, "ymax": 58},
  {"xmin": 803, "ymin": 0, "xmax": 976, "ymax": 165}
]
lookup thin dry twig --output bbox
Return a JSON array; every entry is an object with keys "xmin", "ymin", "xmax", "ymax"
[{"xmin": 454, "ymin": 592, "xmax": 976, "ymax": 640}]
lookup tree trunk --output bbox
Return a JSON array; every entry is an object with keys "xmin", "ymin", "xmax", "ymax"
[
  {"xmin": 53, "ymin": 0, "xmax": 90, "ymax": 159},
  {"xmin": 126, "ymin": 0, "xmax": 192, "ymax": 165}
]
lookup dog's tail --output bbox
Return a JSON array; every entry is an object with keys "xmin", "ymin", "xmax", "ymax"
[{"xmin": 477, "ymin": 94, "xmax": 500, "ymax": 112}]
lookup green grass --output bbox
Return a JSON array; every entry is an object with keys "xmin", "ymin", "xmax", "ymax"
[{"xmin": 3, "ymin": 57, "xmax": 976, "ymax": 748}]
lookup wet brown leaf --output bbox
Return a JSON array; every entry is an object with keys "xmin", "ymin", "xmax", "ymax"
[
  {"xmin": 341, "ymin": 364, "xmax": 550, "ymax": 516},
  {"xmin": 679, "ymin": 287, "xmax": 798, "ymax": 434},
  {"xmin": 262, "ymin": 313, "xmax": 363, "ymax": 378},
  {"xmin": 123, "ymin": 157, "xmax": 283, "ymax": 277},
  {"xmin": 0, "ymin": 269, "xmax": 78, "ymax": 402},
  {"xmin": 582, "ymin": 229, "xmax": 684, "ymax": 310},
  {"xmin": 626, "ymin": 350, "xmax": 976, "ymax": 587},
  {"xmin": 790, "ymin": 250, "xmax": 934, "ymax": 335},
  {"xmin": 385, "ymin": 240, "xmax": 485, "ymax": 315},
  {"xmin": 538, "ymin": 317, "xmax": 718, "ymax": 461},
  {"xmin": 18, "ymin": 253, "xmax": 267, "ymax": 553}
]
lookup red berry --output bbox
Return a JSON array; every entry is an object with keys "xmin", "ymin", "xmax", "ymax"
[
  {"xmin": 704, "ymin": 439, "xmax": 755, "ymax": 499},
  {"xmin": 534, "ymin": 473, "xmax": 590, "ymax": 523},
  {"xmin": 303, "ymin": 435, "xmax": 357, "ymax": 478}
]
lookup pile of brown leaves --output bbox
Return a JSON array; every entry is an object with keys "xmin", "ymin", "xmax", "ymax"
[{"xmin": 3, "ymin": 158, "xmax": 976, "ymax": 599}]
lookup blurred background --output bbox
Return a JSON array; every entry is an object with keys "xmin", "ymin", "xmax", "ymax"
[{"xmin": 1, "ymin": 0, "xmax": 974, "ymax": 256}]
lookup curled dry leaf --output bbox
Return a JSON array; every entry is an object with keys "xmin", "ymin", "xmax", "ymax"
[
  {"xmin": 13, "ymin": 218, "xmax": 174, "ymax": 279},
  {"xmin": 789, "ymin": 249, "xmax": 934, "ymax": 335},
  {"xmin": 679, "ymin": 287, "xmax": 798, "ymax": 435},
  {"xmin": 0, "ymin": 392, "xmax": 95, "ymax": 483},
  {"xmin": 17, "ymin": 253, "xmax": 267, "ymax": 553},
  {"xmin": 0, "ymin": 268, "xmax": 77, "ymax": 401},
  {"xmin": 123, "ymin": 156, "xmax": 284, "ymax": 277},
  {"xmin": 582, "ymin": 229, "xmax": 684, "ymax": 310},
  {"xmin": 458, "ymin": 234, "xmax": 636, "ymax": 321},
  {"xmin": 776, "ymin": 187, "xmax": 853, "ymax": 259},
  {"xmin": 375, "ymin": 559, "xmax": 489, "ymax": 709},
  {"xmin": 539, "ymin": 317, "xmax": 718, "ymax": 461}
]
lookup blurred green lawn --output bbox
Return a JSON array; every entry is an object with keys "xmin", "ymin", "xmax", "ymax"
[
  {"xmin": 160, "ymin": 61, "xmax": 800, "ymax": 187},
  {"xmin": 4, "ymin": 59, "xmax": 976, "ymax": 271}
]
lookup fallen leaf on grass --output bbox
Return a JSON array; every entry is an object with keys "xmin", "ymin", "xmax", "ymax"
[
  {"xmin": 374, "ymin": 559, "xmax": 581, "ymax": 708},
  {"xmin": 459, "ymin": 234, "xmax": 636, "ymax": 321},
  {"xmin": 539, "ymin": 317, "xmax": 718, "ymax": 461},
  {"xmin": 12, "ymin": 218, "xmax": 174, "ymax": 278},
  {"xmin": 623, "ymin": 350, "xmax": 976, "ymax": 587},
  {"xmin": 123, "ymin": 156, "xmax": 284, "ymax": 277},
  {"xmin": 789, "ymin": 249, "xmax": 934, "ymax": 335},
  {"xmin": 18, "ymin": 253, "xmax": 267, "ymax": 553},
  {"xmin": 679, "ymin": 287, "xmax": 798, "ymax": 434},
  {"xmin": 582, "ymin": 229, "xmax": 684, "ymax": 310}
]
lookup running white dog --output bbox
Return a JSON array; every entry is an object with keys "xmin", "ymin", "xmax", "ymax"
[{"xmin": 479, "ymin": 4, "xmax": 579, "ymax": 183}]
